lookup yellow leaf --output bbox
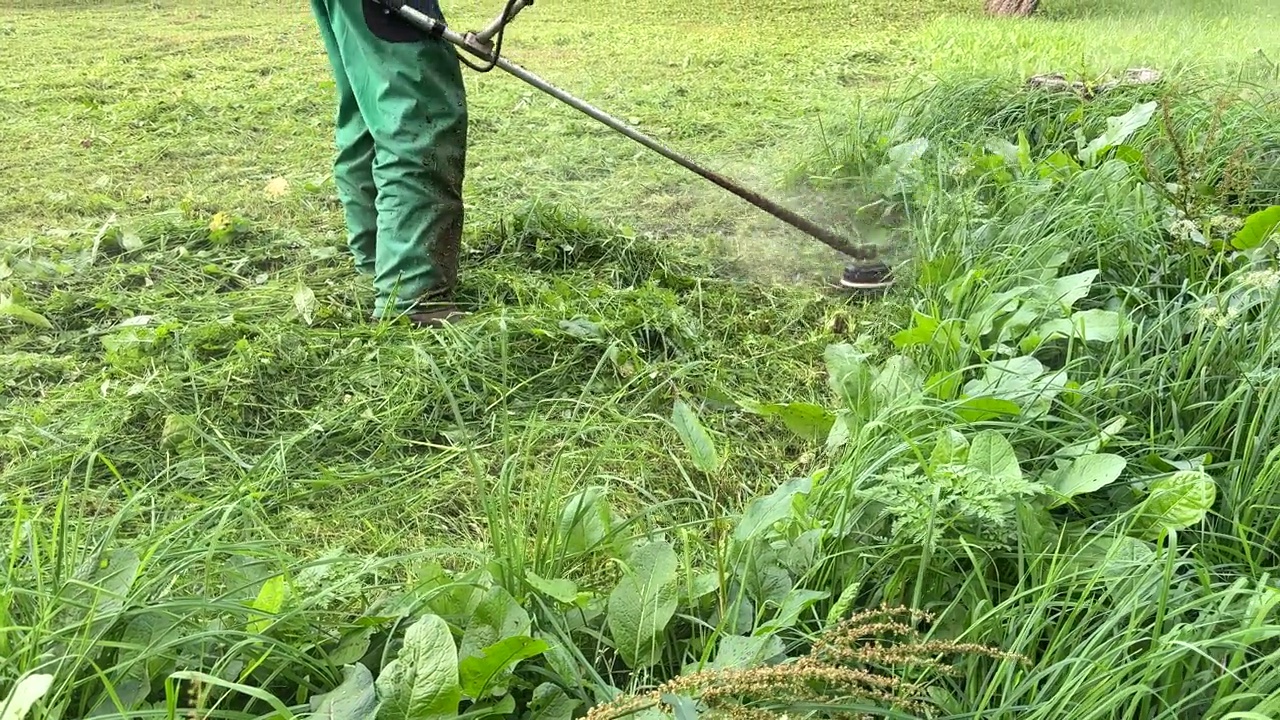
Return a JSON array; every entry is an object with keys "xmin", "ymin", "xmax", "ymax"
[
  {"xmin": 208, "ymin": 212, "xmax": 230, "ymax": 232},
  {"xmin": 264, "ymin": 176, "xmax": 290, "ymax": 199}
]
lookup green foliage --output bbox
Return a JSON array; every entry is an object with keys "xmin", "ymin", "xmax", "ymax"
[
  {"xmin": 309, "ymin": 664, "xmax": 378, "ymax": 720},
  {"xmin": 671, "ymin": 400, "xmax": 721, "ymax": 474},
  {"xmin": 1047, "ymin": 453, "xmax": 1128, "ymax": 506},
  {"xmin": 375, "ymin": 615, "xmax": 461, "ymax": 720},
  {"xmin": 606, "ymin": 540, "xmax": 680, "ymax": 670},
  {"xmin": 4, "ymin": 4, "xmax": 1280, "ymax": 719},
  {"xmin": 1133, "ymin": 470, "xmax": 1218, "ymax": 541},
  {"xmin": 865, "ymin": 430, "xmax": 1045, "ymax": 544},
  {"xmin": 1232, "ymin": 205, "xmax": 1280, "ymax": 250},
  {"xmin": 0, "ymin": 675, "xmax": 54, "ymax": 720}
]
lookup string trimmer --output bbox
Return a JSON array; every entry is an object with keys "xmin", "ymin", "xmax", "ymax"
[{"xmin": 375, "ymin": 0, "xmax": 894, "ymax": 293}]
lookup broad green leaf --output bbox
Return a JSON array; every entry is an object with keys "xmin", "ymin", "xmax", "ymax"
[
  {"xmin": 1017, "ymin": 129, "xmax": 1033, "ymax": 171},
  {"xmin": 871, "ymin": 355, "xmax": 923, "ymax": 405},
  {"xmin": 1133, "ymin": 470, "xmax": 1217, "ymax": 540},
  {"xmin": 967, "ymin": 430, "xmax": 1021, "ymax": 482},
  {"xmin": 1, "ymin": 674, "xmax": 54, "ymax": 720},
  {"xmin": 768, "ymin": 403, "xmax": 836, "ymax": 442},
  {"xmin": 525, "ymin": 572, "xmax": 580, "ymax": 606},
  {"xmin": 558, "ymin": 486, "xmax": 612, "ymax": 555},
  {"xmin": 889, "ymin": 137, "xmax": 929, "ymax": 167},
  {"xmin": 683, "ymin": 572, "xmax": 721, "ymax": 605},
  {"xmin": 1066, "ymin": 309, "xmax": 1124, "ymax": 343},
  {"xmin": 926, "ymin": 369, "xmax": 963, "ymax": 400},
  {"xmin": 1078, "ymin": 101, "xmax": 1157, "ymax": 166},
  {"xmin": 1113, "ymin": 144, "xmax": 1145, "ymax": 168},
  {"xmin": 825, "ymin": 412, "xmax": 852, "ymax": 453},
  {"xmin": 374, "ymin": 614, "xmax": 460, "ymax": 720},
  {"xmin": 733, "ymin": 476, "xmax": 812, "ymax": 544},
  {"xmin": 664, "ymin": 694, "xmax": 700, "ymax": 720},
  {"xmin": 1050, "ymin": 454, "xmax": 1127, "ymax": 505},
  {"xmin": 309, "ymin": 663, "xmax": 378, "ymax": 720},
  {"xmin": 463, "ymin": 694, "xmax": 515, "ymax": 719},
  {"xmin": 528, "ymin": 683, "xmax": 580, "ymax": 720},
  {"xmin": 954, "ymin": 396, "xmax": 1022, "ymax": 423},
  {"xmin": 332, "ymin": 629, "xmax": 375, "ymax": 667},
  {"xmin": 755, "ymin": 589, "xmax": 829, "ymax": 634},
  {"xmin": 61, "ymin": 547, "xmax": 141, "ymax": 641},
  {"xmin": 1069, "ymin": 532, "xmax": 1157, "ymax": 581},
  {"xmin": 965, "ymin": 287, "xmax": 1028, "ymax": 341},
  {"xmin": 779, "ymin": 528, "xmax": 823, "ymax": 577},
  {"xmin": 671, "ymin": 400, "xmax": 720, "ymax": 473},
  {"xmin": 711, "ymin": 634, "xmax": 785, "ymax": 669},
  {"xmin": 743, "ymin": 401, "xmax": 836, "ymax": 442},
  {"xmin": 1144, "ymin": 453, "xmax": 1210, "ymax": 474},
  {"xmin": 986, "ymin": 137, "xmax": 1020, "ymax": 167},
  {"xmin": 421, "ymin": 565, "xmax": 484, "ymax": 625},
  {"xmin": 458, "ymin": 635, "xmax": 549, "ymax": 699},
  {"xmin": 969, "ymin": 355, "xmax": 1044, "ymax": 394},
  {"xmin": 1056, "ymin": 417, "xmax": 1127, "ymax": 460},
  {"xmin": 963, "ymin": 356, "xmax": 1065, "ymax": 417},
  {"xmin": 248, "ymin": 575, "xmax": 287, "ymax": 634},
  {"xmin": 606, "ymin": 540, "xmax": 679, "ymax": 669},
  {"xmin": 0, "ymin": 296, "xmax": 52, "ymax": 329},
  {"xmin": 892, "ymin": 313, "xmax": 962, "ymax": 352},
  {"xmin": 559, "ymin": 317, "xmax": 603, "ymax": 339},
  {"xmin": 458, "ymin": 586, "xmax": 530, "ymax": 663},
  {"xmin": 1040, "ymin": 150, "xmax": 1082, "ymax": 180},
  {"xmin": 537, "ymin": 633, "xmax": 583, "ymax": 689},
  {"xmin": 1050, "ymin": 270, "xmax": 1099, "ymax": 311},
  {"xmin": 1231, "ymin": 206, "xmax": 1280, "ymax": 250},
  {"xmin": 824, "ymin": 343, "xmax": 873, "ymax": 411},
  {"xmin": 891, "ymin": 311, "xmax": 940, "ymax": 348},
  {"xmin": 929, "ymin": 429, "xmax": 969, "ymax": 469},
  {"xmin": 1017, "ymin": 502, "xmax": 1056, "ymax": 554},
  {"xmin": 743, "ymin": 548, "xmax": 793, "ymax": 607}
]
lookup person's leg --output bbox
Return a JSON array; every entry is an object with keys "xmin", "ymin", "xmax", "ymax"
[
  {"xmin": 310, "ymin": 0, "xmax": 378, "ymax": 277},
  {"xmin": 325, "ymin": 0, "xmax": 468, "ymax": 319}
]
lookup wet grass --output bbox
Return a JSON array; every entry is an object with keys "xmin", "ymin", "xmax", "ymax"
[{"xmin": 2, "ymin": 0, "xmax": 1280, "ymax": 718}]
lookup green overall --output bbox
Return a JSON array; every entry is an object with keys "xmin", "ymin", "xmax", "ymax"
[{"xmin": 309, "ymin": 0, "xmax": 468, "ymax": 318}]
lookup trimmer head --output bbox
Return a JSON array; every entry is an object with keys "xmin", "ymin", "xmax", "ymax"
[{"xmin": 839, "ymin": 261, "xmax": 895, "ymax": 296}]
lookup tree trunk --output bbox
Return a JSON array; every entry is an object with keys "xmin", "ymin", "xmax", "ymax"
[{"xmin": 984, "ymin": 0, "xmax": 1040, "ymax": 16}]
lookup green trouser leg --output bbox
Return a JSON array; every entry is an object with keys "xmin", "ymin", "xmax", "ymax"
[{"xmin": 310, "ymin": 0, "xmax": 468, "ymax": 316}]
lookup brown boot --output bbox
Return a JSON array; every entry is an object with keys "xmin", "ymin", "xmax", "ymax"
[
  {"xmin": 369, "ymin": 304, "xmax": 468, "ymax": 328},
  {"xmin": 405, "ymin": 304, "xmax": 468, "ymax": 328}
]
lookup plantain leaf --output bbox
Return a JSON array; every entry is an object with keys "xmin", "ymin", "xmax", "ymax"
[
  {"xmin": 1, "ymin": 674, "xmax": 54, "ymax": 720},
  {"xmin": 309, "ymin": 663, "xmax": 378, "ymax": 720},
  {"xmin": 1050, "ymin": 453, "xmax": 1127, "ymax": 505},
  {"xmin": 1133, "ymin": 470, "xmax": 1217, "ymax": 540},
  {"xmin": 968, "ymin": 430, "xmax": 1021, "ymax": 482},
  {"xmin": 1232, "ymin": 206, "xmax": 1280, "ymax": 250},
  {"xmin": 458, "ymin": 635, "xmax": 548, "ymax": 699},
  {"xmin": 375, "ymin": 614, "xmax": 460, "ymax": 720},
  {"xmin": 606, "ymin": 540, "xmax": 679, "ymax": 669},
  {"xmin": 0, "ymin": 295, "xmax": 52, "ymax": 329},
  {"xmin": 672, "ymin": 400, "xmax": 720, "ymax": 473}
]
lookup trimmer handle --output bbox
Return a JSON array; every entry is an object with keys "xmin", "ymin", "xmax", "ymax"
[{"xmin": 472, "ymin": 0, "xmax": 533, "ymax": 46}]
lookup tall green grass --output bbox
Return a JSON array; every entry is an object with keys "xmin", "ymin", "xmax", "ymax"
[{"xmin": 6, "ymin": 65, "xmax": 1280, "ymax": 720}]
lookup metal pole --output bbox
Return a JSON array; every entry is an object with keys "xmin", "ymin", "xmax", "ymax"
[{"xmin": 380, "ymin": 0, "xmax": 876, "ymax": 262}]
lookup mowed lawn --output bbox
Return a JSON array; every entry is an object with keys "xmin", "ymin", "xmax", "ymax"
[{"xmin": 1, "ymin": 0, "xmax": 1275, "ymax": 267}]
